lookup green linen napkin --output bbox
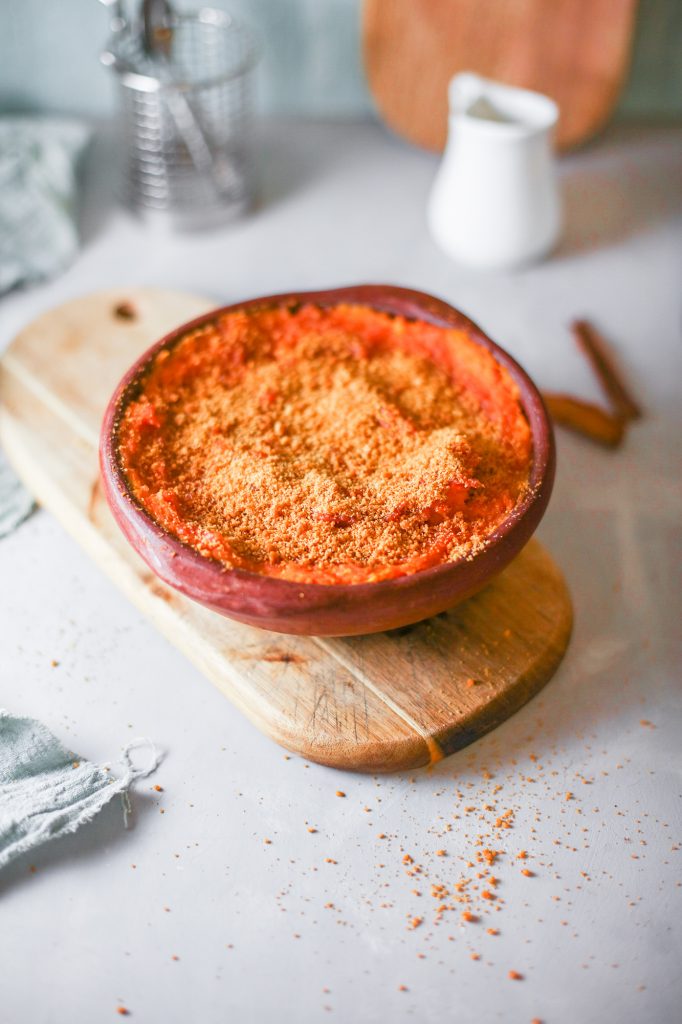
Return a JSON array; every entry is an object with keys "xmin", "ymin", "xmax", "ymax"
[
  {"xmin": 0, "ymin": 117, "xmax": 91, "ymax": 294},
  {"xmin": 0, "ymin": 118, "xmax": 91, "ymax": 532},
  {"xmin": 0, "ymin": 710, "xmax": 161, "ymax": 870}
]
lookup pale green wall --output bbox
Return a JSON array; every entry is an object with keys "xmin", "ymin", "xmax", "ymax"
[{"xmin": 1, "ymin": 0, "xmax": 680, "ymax": 121}]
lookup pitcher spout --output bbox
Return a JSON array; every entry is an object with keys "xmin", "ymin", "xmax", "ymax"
[{"xmin": 448, "ymin": 72, "xmax": 559, "ymax": 137}]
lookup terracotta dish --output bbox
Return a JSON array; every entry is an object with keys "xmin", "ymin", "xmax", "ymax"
[{"xmin": 100, "ymin": 286, "xmax": 554, "ymax": 635}]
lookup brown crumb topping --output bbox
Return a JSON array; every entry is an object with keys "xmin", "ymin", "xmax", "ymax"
[{"xmin": 117, "ymin": 303, "xmax": 532, "ymax": 584}]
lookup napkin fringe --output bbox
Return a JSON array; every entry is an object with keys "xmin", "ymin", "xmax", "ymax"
[{"xmin": 0, "ymin": 711, "xmax": 163, "ymax": 870}]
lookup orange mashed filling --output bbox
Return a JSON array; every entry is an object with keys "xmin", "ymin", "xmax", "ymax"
[{"xmin": 116, "ymin": 303, "xmax": 532, "ymax": 584}]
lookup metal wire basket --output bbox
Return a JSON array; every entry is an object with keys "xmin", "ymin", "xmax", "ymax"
[{"xmin": 101, "ymin": 7, "xmax": 258, "ymax": 227}]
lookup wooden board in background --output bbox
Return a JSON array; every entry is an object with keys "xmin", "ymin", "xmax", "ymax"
[
  {"xmin": 0, "ymin": 290, "xmax": 572, "ymax": 772},
  {"xmin": 363, "ymin": 0, "xmax": 638, "ymax": 152}
]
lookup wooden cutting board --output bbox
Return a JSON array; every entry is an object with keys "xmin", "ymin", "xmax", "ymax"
[
  {"xmin": 363, "ymin": 0, "xmax": 638, "ymax": 151},
  {"xmin": 0, "ymin": 290, "xmax": 572, "ymax": 773}
]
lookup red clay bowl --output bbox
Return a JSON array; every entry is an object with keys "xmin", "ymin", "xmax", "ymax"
[{"xmin": 100, "ymin": 285, "xmax": 554, "ymax": 636}]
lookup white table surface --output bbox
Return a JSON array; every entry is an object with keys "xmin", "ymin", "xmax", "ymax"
[{"xmin": 1, "ymin": 119, "xmax": 681, "ymax": 1024}]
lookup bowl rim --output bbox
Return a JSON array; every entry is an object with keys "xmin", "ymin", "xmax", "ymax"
[{"xmin": 100, "ymin": 284, "xmax": 554, "ymax": 599}]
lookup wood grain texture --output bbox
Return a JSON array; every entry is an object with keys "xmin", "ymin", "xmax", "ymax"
[
  {"xmin": 0, "ymin": 290, "xmax": 573, "ymax": 772},
  {"xmin": 363, "ymin": 0, "xmax": 638, "ymax": 152}
]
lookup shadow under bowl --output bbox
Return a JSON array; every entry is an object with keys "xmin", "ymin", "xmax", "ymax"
[{"xmin": 100, "ymin": 285, "xmax": 555, "ymax": 636}]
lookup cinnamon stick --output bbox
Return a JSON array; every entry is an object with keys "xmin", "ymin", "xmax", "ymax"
[
  {"xmin": 542, "ymin": 392, "xmax": 625, "ymax": 448},
  {"xmin": 572, "ymin": 320, "xmax": 642, "ymax": 421}
]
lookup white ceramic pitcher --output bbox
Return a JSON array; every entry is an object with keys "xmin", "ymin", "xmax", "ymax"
[{"xmin": 427, "ymin": 73, "xmax": 561, "ymax": 270}]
